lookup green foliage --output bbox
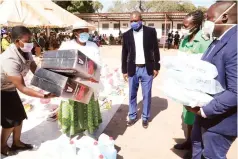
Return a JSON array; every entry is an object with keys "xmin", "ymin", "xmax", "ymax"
[
  {"xmin": 53, "ymin": 0, "xmax": 103, "ymax": 13},
  {"xmin": 108, "ymin": 0, "xmax": 207, "ymax": 13}
]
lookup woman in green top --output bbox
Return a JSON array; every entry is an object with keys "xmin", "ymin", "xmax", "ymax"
[{"xmin": 173, "ymin": 10, "xmax": 211, "ymax": 158}]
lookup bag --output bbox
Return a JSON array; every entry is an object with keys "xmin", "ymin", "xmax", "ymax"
[
  {"xmin": 159, "ymin": 79, "xmax": 214, "ymax": 107},
  {"xmin": 161, "ymin": 55, "xmax": 218, "ymax": 79},
  {"xmin": 165, "ymin": 69, "xmax": 224, "ymax": 94}
]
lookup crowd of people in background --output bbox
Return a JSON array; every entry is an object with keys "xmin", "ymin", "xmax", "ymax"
[{"xmin": 1, "ymin": 29, "xmax": 124, "ymax": 55}]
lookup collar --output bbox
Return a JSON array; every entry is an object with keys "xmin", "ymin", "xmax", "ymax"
[
  {"xmin": 133, "ymin": 26, "xmax": 143, "ymax": 33},
  {"xmin": 217, "ymin": 25, "xmax": 236, "ymax": 40},
  {"xmin": 9, "ymin": 44, "xmax": 27, "ymax": 64}
]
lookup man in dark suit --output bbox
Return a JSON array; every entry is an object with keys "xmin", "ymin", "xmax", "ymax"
[
  {"xmin": 185, "ymin": 1, "xmax": 237, "ymax": 159},
  {"xmin": 121, "ymin": 11, "xmax": 160, "ymax": 128}
]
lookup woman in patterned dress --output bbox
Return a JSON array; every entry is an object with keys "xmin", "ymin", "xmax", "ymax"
[{"xmin": 58, "ymin": 22, "xmax": 102, "ymax": 136}]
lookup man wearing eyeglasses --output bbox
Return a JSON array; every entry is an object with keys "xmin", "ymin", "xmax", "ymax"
[{"xmin": 121, "ymin": 11, "xmax": 160, "ymax": 128}]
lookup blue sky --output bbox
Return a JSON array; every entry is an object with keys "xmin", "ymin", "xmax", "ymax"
[{"xmin": 98, "ymin": 0, "xmax": 216, "ymax": 12}]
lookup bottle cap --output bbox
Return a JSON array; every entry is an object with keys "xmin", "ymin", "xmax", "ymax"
[
  {"xmin": 99, "ymin": 154, "xmax": 104, "ymax": 159},
  {"xmin": 94, "ymin": 141, "xmax": 98, "ymax": 145}
]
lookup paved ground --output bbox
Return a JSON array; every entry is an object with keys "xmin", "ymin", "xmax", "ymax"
[{"xmin": 100, "ymin": 46, "xmax": 237, "ymax": 159}]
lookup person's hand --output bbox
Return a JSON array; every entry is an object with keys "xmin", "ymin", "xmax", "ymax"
[
  {"xmin": 184, "ymin": 106, "xmax": 201, "ymax": 116},
  {"xmin": 153, "ymin": 70, "xmax": 159, "ymax": 79},
  {"xmin": 123, "ymin": 74, "xmax": 128, "ymax": 82},
  {"xmin": 44, "ymin": 93, "xmax": 57, "ymax": 99}
]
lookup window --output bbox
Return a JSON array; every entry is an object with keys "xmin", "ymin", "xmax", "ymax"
[
  {"xmin": 177, "ymin": 24, "xmax": 183, "ymax": 30},
  {"xmin": 162, "ymin": 23, "xmax": 171, "ymax": 35},
  {"xmin": 102, "ymin": 23, "xmax": 109, "ymax": 30},
  {"xmin": 148, "ymin": 23, "xmax": 154, "ymax": 27},
  {"xmin": 114, "ymin": 23, "xmax": 120, "ymax": 30},
  {"xmin": 122, "ymin": 23, "xmax": 128, "ymax": 28}
]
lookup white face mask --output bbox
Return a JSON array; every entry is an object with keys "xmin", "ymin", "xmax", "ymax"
[
  {"xmin": 202, "ymin": 3, "xmax": 236, "ymax": 40},
  {"xmin": 20, "ymin": 41, "xmax": 34, "ymax": 52},
  {"xmin": 181, "ymin": 27, "xmax": 196, "ymax": 37}
]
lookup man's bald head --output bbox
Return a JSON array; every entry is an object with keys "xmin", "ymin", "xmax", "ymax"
[
  {"xmin": 130, "ymin": 11, "xmax": 142, "ymax": 22},
  {"xmin": 206, "ymin": 1, "xmax": 237, "ymax": 37},
  {"xmin": 208, "ymin": 1, "xmax": 237, "ymax": 23}
]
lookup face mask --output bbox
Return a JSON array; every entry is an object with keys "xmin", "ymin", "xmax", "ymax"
[
  {"xmin": 19, "ymin": 41, "xmax": 34, "ymax": 52},
  {"xmin": 78, "ymin": 32, "xmax": 89, "ymax": 43},
  {"xmin": 181, "ymin": 26, "xmax": 197, "ymax": 37},
  {"xmin": 131, "ymin": 21, "xmax": 142, "ymax": 30},
  {"xmin": 202, "ymin": 3, "xmax": 236, "ymax": 40}
]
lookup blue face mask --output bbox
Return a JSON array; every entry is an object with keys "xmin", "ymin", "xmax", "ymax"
[
  {"xmin": 78, "ymin": 32, "xmax": 89, "ymax": 43},
  {"xmin": 131, "ymin": 21, "xmax": 142, "ymax": 30}
]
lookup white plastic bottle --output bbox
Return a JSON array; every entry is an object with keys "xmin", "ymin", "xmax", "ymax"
[
  {"xmin": 98, "ymin": 134, "xmax": 117, "ymax": 159},
  {"xmin": 61, "ymin": 140, "xmax": 76, "ymax": 159},
  {"xmin": 93, "ymin": 141, "xmax": 105, "ymax": 159}
]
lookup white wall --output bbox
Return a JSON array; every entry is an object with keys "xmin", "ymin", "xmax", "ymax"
[{"xmin": 89, "ymin": 20, "xmax": 183, "ymax": 39}]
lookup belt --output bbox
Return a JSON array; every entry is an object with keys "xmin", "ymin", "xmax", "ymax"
[{"xmin": 136, "ymin": 64, "xmax": 145, "ymax": 67}]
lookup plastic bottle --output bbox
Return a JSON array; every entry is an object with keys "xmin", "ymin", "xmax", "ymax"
[
  {"xmin": 77, "ymin": 146, "xmax": 93, "ymax": 159},
  {"xmin": 98, "ymin": 134, "xmax": 117, "ymax": 159},
  {"xmin": 93, "ymin": 142, "xmax": 105, "ymax": 159}
]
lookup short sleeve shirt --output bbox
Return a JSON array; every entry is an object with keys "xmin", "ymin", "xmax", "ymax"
[
  {"xmin": 1, "ymin": 44, "xmax": 33, "ymax": 91},
  {"xmin": 179, "ymin": 30, "xmax": 212, "ymax": 54}
]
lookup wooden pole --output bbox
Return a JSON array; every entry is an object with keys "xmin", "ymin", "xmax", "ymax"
[
  {"xmin": 98, "ymin": 14, "xmax": 100, "ymax": 35},
  {"xmin": 163, "ymin": 14, "xmax": 167, "ymax": 51}
]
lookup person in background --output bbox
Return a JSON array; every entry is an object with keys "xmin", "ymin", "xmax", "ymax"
[
  {"xmin": 174, "ymin": 31, "xmax": 180, "ymax": 49},
  {"xmin": 167, "ymin": 31, "xmax": 173, "ymax": 49},
  {"xmin": 121, "ymin": 11, "xmax": 160, "ymax": 128},
  {"xmin": 186, "ymin": 1, "xmax": 237, "ymax": 159},
  {"xmin": 58, "ymin": 22, "xmax": 102, "ymax": 136},
  {"xmin": 173, "ymin": 10, "xmax": 212, "ymax": 159},
  {"xmin": 1, "ymin": 33, "xmax": 11, "ymax": 52},
  {"xmin": 0, "ymin": 26, "xmax": 55, "ymax": 156},
  {"xmin": 38, "ymin": 33, "xmax": 45, "ymax": 52}
]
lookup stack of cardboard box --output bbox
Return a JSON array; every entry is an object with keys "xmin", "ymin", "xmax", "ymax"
[{"xmin": 31, "ymin": 49, "xmax": 101, "ymax": 104}]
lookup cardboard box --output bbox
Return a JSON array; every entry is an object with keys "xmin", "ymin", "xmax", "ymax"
[
  {"xmin": 31, "ymin": 68, "xmax": 93, "ymax": 104},
  {"xmin": 41, "ymin": 49, "xmax": 101, "ymax": 81}
]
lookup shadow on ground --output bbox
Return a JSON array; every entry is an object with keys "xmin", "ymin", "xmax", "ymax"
[
  {"xmin": 103, "ymin": 96, "xmax": 168, "ymax": 157},
  {"xmin": 171, "ymin": 138, "xmax": 188, "ymax": 159},
  {"xmin": 138, "ymin": 96, "xmax": 168, "ymax": 122}
]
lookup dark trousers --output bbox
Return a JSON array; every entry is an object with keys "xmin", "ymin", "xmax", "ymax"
[
  {"xmin": 128, "ymin": 66, "xmax": 153, "ymax": 121},
  {"xmin": 192, "ymin": 117, "xmax": 236, "ymax": 159}
]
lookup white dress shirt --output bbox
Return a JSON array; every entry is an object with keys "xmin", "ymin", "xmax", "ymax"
[
  {"xmin": 200, "ymin": 25, "xmax": 237, "ymax": 118},
  {"xmin": 133, "ymin": 27, "xmax": 145, "ymax": 64}
]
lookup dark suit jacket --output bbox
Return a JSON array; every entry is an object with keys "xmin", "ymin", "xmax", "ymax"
[
  {"xmin": 198, "ymin": 25, "xmax": 237, "ymax": 137},
  {"xmin": 121, "ymin": 26, "xmax": 160, "ymax": 76}
]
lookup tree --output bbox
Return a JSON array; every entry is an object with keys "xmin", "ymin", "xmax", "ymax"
[
  {"xmin": 53, "ymin": 0, "xmax": 103, "ymax": 13},
  {"xmin": 107, "ymin": 0, "xmax": 202, "ymax": 13},
  {"xmin": 197, "ymin": 6, "xmax": 208, "ymax": 13},
  {"xmin": 178, "ymin": 2, "xmax": 197, "ymax": 12},
  {"xmin": 93, "ymin": 1, "xmax": 104, "ymax": 13}
]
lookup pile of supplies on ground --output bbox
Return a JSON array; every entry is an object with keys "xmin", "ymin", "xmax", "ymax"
[
  {"xmin": 98, "ymin": 64, "xmax": 127, "ymax": 110},
  {"xmin": 36, "ymin": 133, "xmax": 117, "ymax": 159},
  {"xmin": 159, "ymin": 53, "xmax": 224, "ymax": 107}
]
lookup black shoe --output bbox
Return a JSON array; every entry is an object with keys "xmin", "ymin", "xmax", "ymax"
[
  {"xmin": 174, "ymin": 140, "xmax": 191, "ymax": 150},
  {"xmin": 11, "ymin": 143, "xmax": 34, "ymax": 151},
  {"xmin": 127, "ymin": 118, "xmax": 138, "ymax": 127},
  {"xmin": 183, "ymin": 150, "xmax": 192, "ymax": 159},
  {"xmin": 142, "ymin": 120, "xmax": 149, "ymax": 129},
  {"xmin": 1, "ymin": 146, "xmax": 18, "ymax": 156}
]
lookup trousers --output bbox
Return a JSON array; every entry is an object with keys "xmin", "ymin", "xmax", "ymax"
[
  {"xmin": 192, "ymin": 116, "xmax": 236, "ymax": 159},
  {"xmin": 128, "ymin": 66, "xmax": 153, "ymax": 121}
]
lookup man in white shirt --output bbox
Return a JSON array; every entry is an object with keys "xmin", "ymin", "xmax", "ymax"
[{"xmin": 121, "ymin": 11, "xmax": 160, "ymax": 128}]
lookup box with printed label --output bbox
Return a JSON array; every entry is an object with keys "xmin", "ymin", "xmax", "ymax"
[
  {"xmin": 41, "ymin": 49, "xmax": 100, "ymax": 81},
  {"xmin": 31, "ymin": 68, "xmax": 93, "ymax": 104}
]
